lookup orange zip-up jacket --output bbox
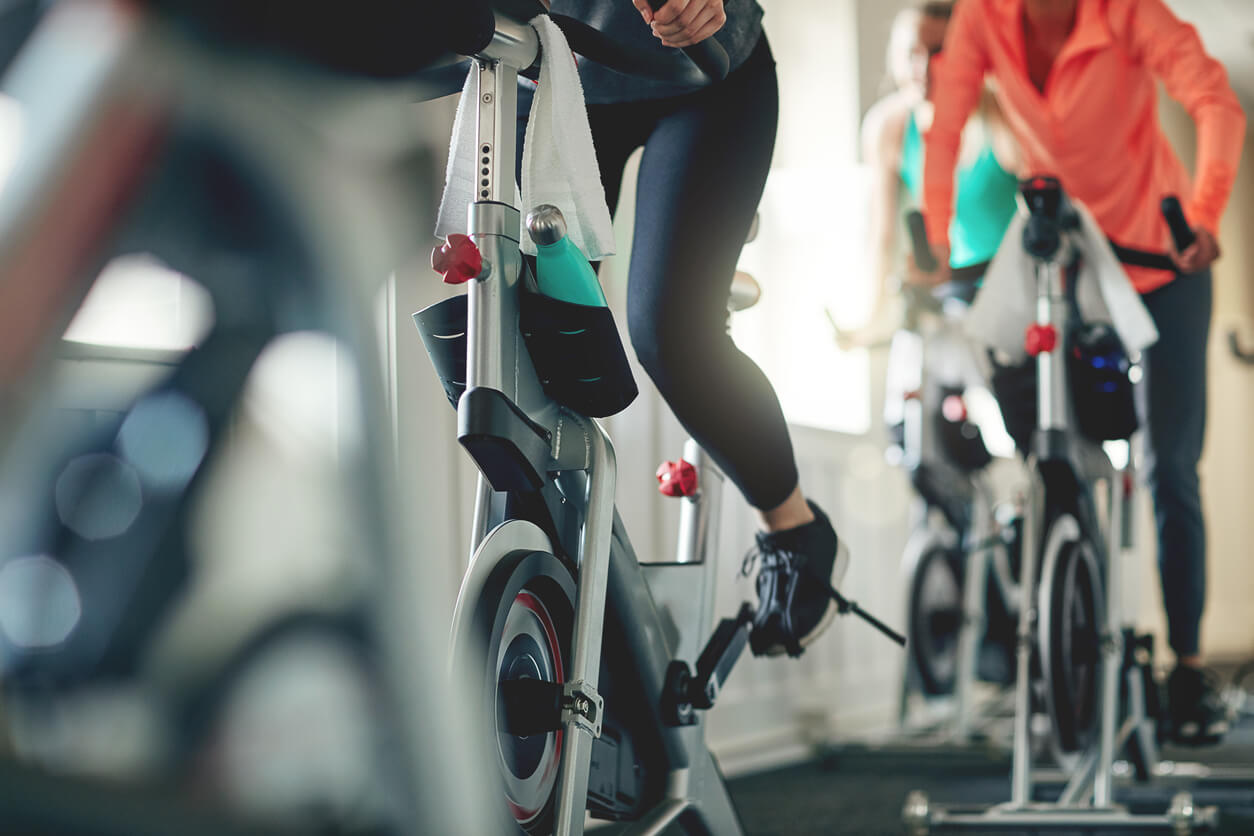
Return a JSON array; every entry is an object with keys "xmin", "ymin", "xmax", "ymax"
[{"xmin": 923, "ymin": 0, "xmax": 1245, "ymax": 292}]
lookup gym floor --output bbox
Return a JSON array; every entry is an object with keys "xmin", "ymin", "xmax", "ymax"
[{"xmin": 722, "ymin": 714, "xmax": 1254, "ymax": 835}]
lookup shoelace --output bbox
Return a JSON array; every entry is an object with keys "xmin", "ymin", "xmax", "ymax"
[
  {"xmin": 739, "ymin": 540, "xmax": 798, "ymax": 578},
  {"xmin": 740, "ymin": 539, "xmax": 907, "ymax": 647}
]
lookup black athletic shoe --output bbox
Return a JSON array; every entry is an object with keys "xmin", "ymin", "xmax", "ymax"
[
  {"xmin": 742, "ymin": 501, "xmax": 851, "ymax": 657},
  {"xmin": 1167, "ymin": 664, "xmax": 1231, "ymax": 746}
]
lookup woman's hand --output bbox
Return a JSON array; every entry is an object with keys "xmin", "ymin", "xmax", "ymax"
[
  {"xmin": 906, "ymin": 242, "xmax": 952, "ymax": 287},
  {"xmin": 1171, "ymin": 226, "xmax": 1221, "ymax": 275},
  {"xmin": 834, "ymin": 295, "xmax": 904, "ymax": 351},
  {"xmin": 632, "ymin": 0, "xmax": 727, "ymax": 48}
]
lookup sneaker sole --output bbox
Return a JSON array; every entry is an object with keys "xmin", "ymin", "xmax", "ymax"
[{"xmin": 762, "ymin": 539, "xmax": 851, "ymax": 657}]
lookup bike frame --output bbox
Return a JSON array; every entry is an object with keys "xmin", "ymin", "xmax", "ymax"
[
  {"xmin": 448, "ymin": 22, "xmax": 742, "ymax": 836},
  {"xmin": 0, "ymin": 2, "xmax": 497, "ymax": 833},
  {"xmin": 1011, "ymin": 243, "xmax": 1127, "ymax": 809},
  {"xmin": 906, "ymin": 189, "xmax": 1217, "ymax": 833},
  {"xmin": 893, "ymin": 294, "xmax": 1018, "ymax": 741}
]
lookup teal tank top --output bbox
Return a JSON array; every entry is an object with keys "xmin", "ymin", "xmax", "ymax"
[{"xmin": 899, "ymin": 111, "xmax": 1017, "ymax": 269}]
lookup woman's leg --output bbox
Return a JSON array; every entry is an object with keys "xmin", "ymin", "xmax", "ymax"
[
  {"xmin": 1140, "ymin": 271, "xmax": 1211, "ymax": 662},
  {"xmin": 624, "ymin": 40, "xmax": 798, "ymax": 515},
  {"xmin": 1139, "ymin": 270, "xmax": 1227, "ymax": 742},
  {"xmin": 622, "ymin": 39, "xmax": 846, "ymax": 655}
]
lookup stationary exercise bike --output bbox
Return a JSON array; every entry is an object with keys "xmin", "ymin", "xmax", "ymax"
[
  {"xmin": 0, "ymin": 1, "xmax": 520, "ymax": 833},
  {"xmin": 903, "ymin": 178, "xmax": 1217, "ymax": 833},
  {"xmin": 413, "ymin": 5, "xmax": 902, "ymax": 833},
  {"xmin": 888, "ymin": 213, "xmax": 1024, "ymax": 742}
]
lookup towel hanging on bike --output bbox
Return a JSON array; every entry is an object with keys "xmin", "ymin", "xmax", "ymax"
[
  {"xmin": 965, "ymin": 200, "xmax": 1158, "ymax": 365},
  {"xmin": 435, "ymin": 15, "xmax": 615, "ymax": 261}
]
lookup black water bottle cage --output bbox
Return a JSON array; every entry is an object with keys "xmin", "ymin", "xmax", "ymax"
[{"xmin": 1062, "ymin": 259, "xmax": 1139, "ymax": 442}]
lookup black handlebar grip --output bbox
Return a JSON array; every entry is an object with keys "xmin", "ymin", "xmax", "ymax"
[
  {"xmin": 905, "ymin": 210, "xmax": 939, "ymax": 273},
  {"xmin": 1161, "ymin": 196, "xmax": 1196, "ymax": 252},
  {"xmin": 681, "ymin": 38, "xmax": 729, "ymax": 82},
  {"xmin": 646, "ymin": 0, "xmax": 731, "ymax": 82}
]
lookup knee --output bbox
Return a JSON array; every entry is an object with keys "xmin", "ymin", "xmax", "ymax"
[
  {"xmin": 627, "ymin": 311, "xmax": 666, "ymax": 383},
  {"xmin": 627, "ymin": 307, "xmax": 716, "ymax": 390},
  {"xmin": 1144, "ymin": 453, "xmax": 1202, "ymax": 512}
]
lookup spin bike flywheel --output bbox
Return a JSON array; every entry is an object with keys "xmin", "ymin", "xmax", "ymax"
[
  {"xmin": 471, "ymin": 549, "xmax": 576, "ymax": 834},
  {"xmin": 908, "ymin": 542, "xmax": 964, "ymax": 696},
  {"xmin": 1037, "ymin": 511, "xmax": 1104, "ymax": 763}
]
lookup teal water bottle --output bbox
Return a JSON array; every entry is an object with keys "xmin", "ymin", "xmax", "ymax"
[{"xmin": 526, "ymin": 204, "xmax": 608, "ymax": 308}]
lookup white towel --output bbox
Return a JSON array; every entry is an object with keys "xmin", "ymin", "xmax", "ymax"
[
  {"xmin": 965, "ymin": 201, "xmax": 1158, "ymax": 364},
  {"xmin": 435, "ymin": 15, "xmax": 615, "ymax": 261},
  {"xmin": 434, "ymin": 70, "xmax": 491, "ymax": 241}
]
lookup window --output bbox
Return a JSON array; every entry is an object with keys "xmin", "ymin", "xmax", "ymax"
[
  {"xmin": 730, "ymin": 0, "xmax": 870, "ymax": 434},
  {"xmin": 61, "ymin": 255, "xmax": 213, "ymax": 353},
  {"xmin": 61, "ymin": 258, "xmax": 213, "ymax": 355}
]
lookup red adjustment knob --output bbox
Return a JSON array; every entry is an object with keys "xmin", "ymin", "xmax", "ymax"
[
  {"xmin": 656, "ymin": 459, "xmax": 698, "ymax": 498},
  {"xmin": 431, "ymin": 234, "xmax": 483, "ymax": 285},
  {"xmin": 1025, "ymin": 323, "xmax": 1058, "ymax": 356},
  {"xmin": 941, "ymin": 394, "xmax": 968, "ymax": 423}
]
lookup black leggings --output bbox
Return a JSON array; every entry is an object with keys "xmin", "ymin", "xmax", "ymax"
[{"xmin": 517, "ymin": 37, "xmax": 796, "ymax": 510}]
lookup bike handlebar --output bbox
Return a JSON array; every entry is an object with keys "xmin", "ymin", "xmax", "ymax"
[
  {"xmin": 645, "ymin": 0, "xmax": 730, "ymax": 81},
  {"xmin": 551, "ymin": 14, "xmax": 723, "ymax": 85},
  {"xmin": 906, "ymin": 188, "xmax": 1198, "ymax": 299},
  {"xmin": 1161, "ymin": 196, "xmax": 1196, "ymax": 252},
  {"xmin": 905, "ymin": 210, "xmax": 939, "ymax": 273}
]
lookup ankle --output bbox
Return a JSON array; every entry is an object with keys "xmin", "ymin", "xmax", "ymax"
[{"xmin": 758, "ymin": 486, "xmax": 814, "ymax": 532}]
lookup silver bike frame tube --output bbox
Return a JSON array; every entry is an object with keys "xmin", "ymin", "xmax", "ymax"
[
  {"xmin": 674, "ymin": 439, "xmax": 724, "ymax": 565},
  {"xmin": 470, "ymin": 473, "xmax": 494, "ymax": 551},
  {"xmin": 1094, "ymin": 473, "xmax": 1124, "ymax": 807},
  {"xmin": 553, "ymin": 414, "xmax": 617, "ymax": 836},
  {"xmin": 1010, "ymin": 460, "xmax": 1040, "ymax": 806},
  {"xmin": 466, "ymin": 54, "xmax": 556, "ymax": 422},
  {"xmin": 479, "ymin": 15, "xmax": 540, "ymax": 71},
  {"xmin": 952, "ymin": 475, "xmax": 994, "ymax": 740},
  {"xmin": 465, "ymin": 60, "xmax": 518, "ymax": 396},
  {"xmin": 1012, "ymin": 253, "xmax": 1070, "ymax": 805},
  {"xmin": 1035, "ymin": 259, "xmax": 1070, "ymax": 433}
]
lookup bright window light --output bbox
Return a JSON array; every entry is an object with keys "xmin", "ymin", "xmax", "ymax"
[
  {"xmin": 732, "ymin": 165, "xmax": 873, "ymax": 435},
  {"xmin": 62, "ymin": 254, "xmax": 214, "ymax": 351},
  {"xmin": 730, "ymin": 0, "xmax": 867, "ymax": 435}
]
